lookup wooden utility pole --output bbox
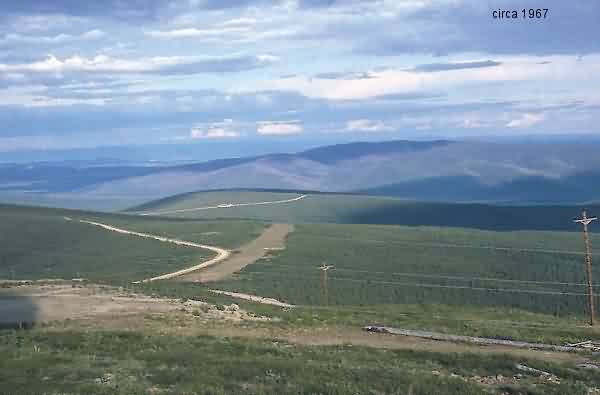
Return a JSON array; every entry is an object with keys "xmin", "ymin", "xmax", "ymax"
[
  {"xmin": 574, "ymin": 210, "xmax": 598, "ymax": 326},
  {"xmin": 319, "ymin": 263, "xmax": 334, "ymax": 306}
]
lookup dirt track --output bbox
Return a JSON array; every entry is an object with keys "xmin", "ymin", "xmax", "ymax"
[
  {"xmin": 137, "ymin": 194, "xmax": 307, "ymax": 216},
  {"xmin": 181, "ymin": 223, "xmax": 293, "ymax": 282},
  {"xmin": 79, "ymin": 219, "xmax": 292, "ymax": 284},
  {"xmin": 209, "ymin": 290, "xmax": 294, "ymax": 307},
  {"xmin": 195, "ymin": 326, "xmax": 587, "ymax": 363},
  {"xmin": 79, "ymin": 220, "xmax": 230, "ymax": 282}
]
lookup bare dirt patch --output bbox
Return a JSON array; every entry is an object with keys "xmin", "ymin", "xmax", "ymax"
[
  {"xmin": 182, "ymin": 223, "xmax": 293, "ymax": 282},
  {"xmin": 0, "ymin": 283, "xmax": 177, "ymax": 325},
  {"xmin": 0, "ymin": 284, "xmax": 268, "ymax": 326}
]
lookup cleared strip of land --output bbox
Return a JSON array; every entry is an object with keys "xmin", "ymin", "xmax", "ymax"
[
  {"xmin": 77, "ymin": 220, "xmax": 293, "ymax": 285},
  {"xmin": 181, "ymin": 223, "xmax": 293, "ymax": 282}
]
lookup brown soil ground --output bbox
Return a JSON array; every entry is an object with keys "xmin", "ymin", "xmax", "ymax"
[
  {"xmin": 0, "ymin": 283, "xmax": 177, "ymax": 324},
  {"xmin": 0, "ymin": 283, "xmax": 268, "ymax": 326},
  {"xmin": 181, "ymin": 223, "xmax": 293, "ymax": 282}
]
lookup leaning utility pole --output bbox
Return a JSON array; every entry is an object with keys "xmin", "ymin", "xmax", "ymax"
[
  {"xmin": 319, "ymin": 263, "xmax": 334, "ymax": 306},
  {"xmin": 574, "ymin": 210, "xmax": 598, "ymax": 326}
]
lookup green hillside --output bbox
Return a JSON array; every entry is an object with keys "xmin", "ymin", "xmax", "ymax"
[
  {"xmin": 128, "ymin": 189, "xmax": 600, "ymax": 231},
  {"xmin": 214, "ymin": 222, "xmax": 600, "ymax": 315},
  {"xmin": 0, "ymin": 204, "xmax": 264, "ymax": 283},
  {"xmin": 5, "ymin": 202, "xmax": 599, "ymax": 317}
]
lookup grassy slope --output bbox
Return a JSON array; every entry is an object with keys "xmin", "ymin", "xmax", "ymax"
[
  {"xmin": 0, "ymin": 204, "xmax": 265, "ymax": 283},
  {"xmin": 133, "ymin": 281, "xmax": 600, "ymax": 345},
  {"xmin": 84, "ymin": 214, "xmax": 265, "ymax": 250},
  {"xmin": 4, "ymin": 203, "xmax": 600, "ymax": 394},
  {"xmin": 2, "ymin": 328, "xmax": 598, "ymax": 395},
  {"xmin": 129, "ymin": 190, "xmax": 600, "ymax": 231},
  {"xmin": 214, "ymin": 222, "xmax": 600, "ymax": 315},
  {"xmin": 4, "ymin": 202, "xmax": 600, "ymax": 319}
]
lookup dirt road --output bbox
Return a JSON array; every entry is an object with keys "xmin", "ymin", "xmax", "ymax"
[
  {"xmin": 136, "ymin": 194, "xmax": 307, "ymax": 216},
  {"xmin": 181, "ymin": 223, "xmax": 293, "ymax": 282},
  {"xmin": 78, "ymin": 219, "xmax": 292, "ymax": 286},
  {"xmin": 79, "ymin": 220, "xmax": 230, "ymax": 282}
]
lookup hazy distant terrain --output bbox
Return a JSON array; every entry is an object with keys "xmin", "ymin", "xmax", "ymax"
[{"xmin": 3, "ymin": 139, "xmax": 600, "ymax": 209}]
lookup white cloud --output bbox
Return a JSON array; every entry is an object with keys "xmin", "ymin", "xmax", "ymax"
[
  {"xmin": 8, "ymin": 14, "xmax": 88, "ymax": 32},
  {"xmin": 506, "ymin": 113, "xmax": 546, "ymax": 128},
  {"xmin": 220, "ymin": 17, "xmax": 257, "ymax": 26},
  {"xmin": 256, "ymin": 120, "xmax": 303, "ymax": 135},
  {"xmin": 190, "ymin": 119, "xmax": 240, "ymax": 139},
  {"xmin": 145, "ymin": 26, "xmax": 251, "ymax": 39},
  {"xmin": 0, "ymin": 53, "xmax": 279, "ymax": 76},
  {"xmin": 1, "ymin": 30, "xmax": 105, "ymax": 45},
  {"xmin": 346, "ymin": 119, "xmax": 392, "ymax": 132},
  {"xmin": 190, "ymin": 127, "xmax": 240, "ymax": 139},
  {"xmin": 261, "ymin": 55, "xmax": 600, "ymax": 101},
  {"xmin": 145, "ymin": 17, "xmax": 296, "ymax": 43}
]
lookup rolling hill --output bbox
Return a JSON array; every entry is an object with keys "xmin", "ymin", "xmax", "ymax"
[
  {"xmin": 4, "ymin": 202, "xmax": 600, "ymax": 317},
  {"xmin": 5, "ymin": 202, "xmax": 600, "ymax": 395},
  {"xmin": 127, "ymin": 189, "xmax": 600, "ymax": 231},
  {"xmin": 4, "ymin": 139, "xmax": 600, "ymax": 210},
  {"xmin": 359, "ymin": 172, "xmax": 600, "ymax": 203},
  {"xmin": 87, "ymin": 140, "xmax": 600, "ymax": 203},
  {"xmin": 0, "ymin": 203, "xmax": 263, "ymax": 283}
]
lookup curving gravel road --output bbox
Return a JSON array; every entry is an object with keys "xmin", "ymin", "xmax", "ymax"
[{"xmin": 79, "ymin": 220, "xmax": 230, "ymax": 283}]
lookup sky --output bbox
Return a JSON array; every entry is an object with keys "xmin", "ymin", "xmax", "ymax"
[{"xmin": 1, "ymin": 0, "xmax": 599, "ymax": 153}]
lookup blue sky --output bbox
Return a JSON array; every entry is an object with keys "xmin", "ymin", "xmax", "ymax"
[{"xmin": 0, "ymin": 0, "xmax": 599, "ymax": 152}]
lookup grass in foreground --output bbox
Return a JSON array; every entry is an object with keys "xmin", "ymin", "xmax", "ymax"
[
  {"xmin": 135, "ymin": 282, "xmax": 600, "ymax": 346},
  {"xmin": 1, "ymin": 328, "xmax": 599, "ymax": 395}
]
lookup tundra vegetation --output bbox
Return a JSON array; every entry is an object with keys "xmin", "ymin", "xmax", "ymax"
[{"xmin": 3, "ymin": 202, "xmax": 600, "ymax": 394}]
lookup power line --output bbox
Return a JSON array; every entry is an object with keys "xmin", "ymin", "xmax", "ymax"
[
  {"xmin": 575, "ymin": 209, "xmax": 598, "ymax": 326},
  {"xmin": 239, "ymin": 271, "xmax": 592, "ymax": 297},
  {"xmin": 294, "ymin": 233, "xmax": 587, "ymax": 256},
  {"xmin": 258, "ymin": 250, "xmax": 589, "ymax": 272},
  {"xmin": 318, "ymin": 262, "xmax": 334, "ymax": 306},
  {"xmin": 248, "ymin": 263, "xmax": 593, "ymax": 287},
  {"xmin": 338, "ymin": 268, "xmax": 588, "ymax": 286}
]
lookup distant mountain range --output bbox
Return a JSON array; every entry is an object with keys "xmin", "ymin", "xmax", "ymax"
[
  {"xmin": 2, "ymin": 139, "xmax": 600, "ymax": 209},
  {"xmin": 358, "ymin": 172, "xmax": 600, "ymax": 204}
]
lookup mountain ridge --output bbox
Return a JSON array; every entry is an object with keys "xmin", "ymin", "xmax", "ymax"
[{"xmin": 3, "ymin": 139, "xmax": 600, "ymax": 209}]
